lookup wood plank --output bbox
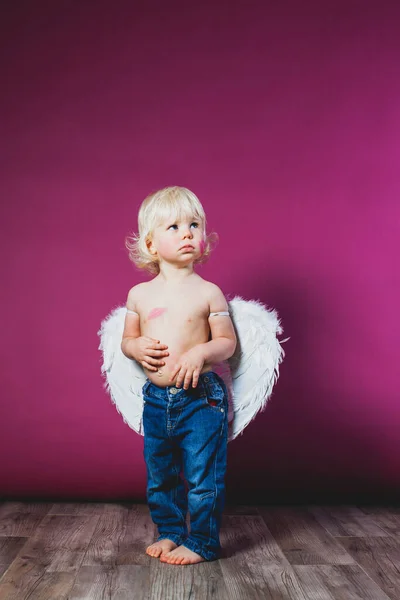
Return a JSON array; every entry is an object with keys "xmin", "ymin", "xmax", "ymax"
[
  {"xmin": 0, "ymin": 502, "xmax": 51, "ymax": 536},
  {"xmin": 218, "ymin": 515, "xmax": 307, "ymax": 599},
  {"xmin": 148, "ymin": 560, "xmax": 228, "ymax": 600},
  {"xmin": 293, "ymin": 565, "xmax": 392, "ymax": 600},
  {"xmin": 358, "ymin": 506, "xmax": 400, "ymax": 537},
  {"xmin": 0, "ymin": 561, "xmax": 75, "ymax": 600},
  {"xmin": 224, "ymin": 505, "xmax": 260, "ymax": 515},
  {"xmin": 309, "ymin": 505, "xmax": 389, "ymax": 537},
  {"xmin": 0, "ymin": 513, "xmax": 99, "ymax": 599},
  {"xmin": 0, "ymin": 537, "xmax": 28, "ymax": 579},
  {"xmin": 48, "ymin": 501, "xmax": 135, "ymax": 516},
  {"xmin": 338, "ymin": 536, "xmax": 400, "ymax": 600},
  {"xmin": 0, "ymin": 513, "xmax": 99, "ymax": 575},
  {"xmin": 69, "ymin": 565, "xmax": 150, "ymax": 600},
  {"xmin": 258, "ymin": 506, "xmax": 355, "ymax": 565},
  {"xmin": 81, "ymin": 503, "xmax": 155, "ymax": 567}
]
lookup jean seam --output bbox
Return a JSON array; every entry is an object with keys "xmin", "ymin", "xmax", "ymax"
[
  {"xmin": 172, "ymin": 461, "xmax": 187, "ymax": 535},
  {"xmin": 166, "ymin": 407, "xmax": 183, "ymax": 435},
  {"xmin": 210, "ymin": 408, "xmax": 225, "ymax": 544},
  {"xmin": 183, "ymin": 537, "xmax": 216, "ymax": 561},
  {"xmin": 200, "ymin": 491, "xmax": 215, "ymax": 501}
]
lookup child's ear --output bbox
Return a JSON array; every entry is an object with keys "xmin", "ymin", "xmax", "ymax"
[{"xmin": 146, "ymin": 236, "xmax": 157, "ymax": 256}]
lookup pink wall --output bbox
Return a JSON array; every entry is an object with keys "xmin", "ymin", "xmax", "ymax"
[{"xmin": 1, "ymin": 1, "xmax": 399, "ymax": 502}]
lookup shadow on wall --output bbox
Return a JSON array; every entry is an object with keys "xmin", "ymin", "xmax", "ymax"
[{"xmin": 223, "ymin": 263, "xmax": 392, "ymax": 504}]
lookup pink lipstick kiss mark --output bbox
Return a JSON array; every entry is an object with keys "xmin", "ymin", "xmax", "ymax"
[{"xmin": 148, "ymin": 307, "xmax": 167, "ymax": 320}]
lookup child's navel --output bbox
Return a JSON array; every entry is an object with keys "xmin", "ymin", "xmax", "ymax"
[{"xmin": 148, "ymin": 307, "xmax": 167, "ymax": 320}]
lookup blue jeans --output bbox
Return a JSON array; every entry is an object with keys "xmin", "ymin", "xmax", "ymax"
[{"xmin": 142, "ymin": 370, "xmax": 228, "ymax": 561}]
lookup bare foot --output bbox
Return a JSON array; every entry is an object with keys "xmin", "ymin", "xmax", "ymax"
[
  {"xmin": 160, "ymin": 544, "xmax": 205, "ymax": 565},
  {"xmin": 146, "ymin": 539, "xmax": 177, "ymax": 558}
]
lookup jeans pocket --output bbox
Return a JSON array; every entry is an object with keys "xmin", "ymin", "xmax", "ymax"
[
  {"xmin": 142, "ymin": 380, "xmax": 151, "ymax": 396},
  {"xmin": 204, "ymin": 383, "xmax": 226, "ymax": 411}
]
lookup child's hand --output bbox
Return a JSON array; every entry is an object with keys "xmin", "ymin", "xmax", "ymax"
[
  {"xmin": 169, "ymin": 346, "xmax": 206, "ymax": 389},
  {"xmin": 131, "ymin": 336, "xmax": 169, "ymax": 371}
]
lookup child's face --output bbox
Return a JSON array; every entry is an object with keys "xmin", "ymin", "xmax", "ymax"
[{"xmin": 148, "ymin": 214, "xmax": 205, "ymax": 264}]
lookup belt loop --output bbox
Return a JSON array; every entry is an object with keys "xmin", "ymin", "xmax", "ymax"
[{"xmin": 200, "ymin": 373, "xmax": 209, "ymax": 396}]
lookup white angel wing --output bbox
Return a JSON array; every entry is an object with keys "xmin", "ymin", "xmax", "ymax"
[
  {"xmin": 98, "ymin": 297, "xmax": 287, "ymax": 442},
  {"xmin": 98, "ymin": 306, "xmax": 147, "ymax": 435},
  {"xmin": 219, "ymin": 295, "xmax": 287, "ymax": 441}
]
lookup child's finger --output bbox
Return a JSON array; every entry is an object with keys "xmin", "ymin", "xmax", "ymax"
[
  {"xmin": 147, "ymin": 338, "xmax": 168, "ymax": 349},
  {"xmin": 147, "ymin": 348, "xmax": 168, "ymax": 357},
  {"xmin": 145, "ymin": 354, "xmax": 165, "ymax": 367},
  {"xmin": 183, "ymin": 370, "xmax": 194, "ymax": 390},
  {"xmin": 191, "ymin": 370, "xmax": 200, "ymax": 388},
  {"xmin": 169, "ymin": 364, "xmax": 180, "ymax": 382},
  {"xmin": 174, "ymin": 367, "xmax": 186, "ymax": 388},
  {"xmin": 142, "ymin": 361, "xmax": 157, "ymax": 371}
]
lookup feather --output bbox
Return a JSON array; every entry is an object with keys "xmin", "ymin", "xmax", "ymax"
[
  {"xmin": 223, "ymin": 296, "xmax": 287, "ymax": 440},
  {"xmin": 98, "ymin": 306, "xmax": 147, "ymax": 434},
  {"xmin": 98, "ymin": 296, "xmax": 287, "ymax": 442}
]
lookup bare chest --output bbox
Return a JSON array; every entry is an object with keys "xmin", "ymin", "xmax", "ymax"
[
  {"xmin": 137, "ymin": 285, "xmax": 209, "ymax": 331},
  {"xmin": 135, "ymin": 280, "xmax": 212, "ymax": 386}
]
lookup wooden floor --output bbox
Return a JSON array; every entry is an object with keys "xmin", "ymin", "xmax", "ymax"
[{"xmin": 0, "ymin": 502, "xmax": 399, "ymax": 599}]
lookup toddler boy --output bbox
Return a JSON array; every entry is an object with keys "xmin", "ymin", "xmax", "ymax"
[{"xmin": 121, "ymin": 186, "xmax": 236, "ymax": 564}]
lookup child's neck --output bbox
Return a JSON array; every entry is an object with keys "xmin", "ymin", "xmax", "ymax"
[{"xmin": 156, "ymin": 263, "xmax": 196, "ymax": 285}]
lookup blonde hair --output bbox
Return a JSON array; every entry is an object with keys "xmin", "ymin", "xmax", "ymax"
[{"xmin": 125, "ymin": 186, "xmax": 218, "ymax": 275}]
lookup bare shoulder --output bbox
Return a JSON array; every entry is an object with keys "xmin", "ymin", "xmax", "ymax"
[
  {"xmin": 126, "ymin": 281, "xmax": 149, "ymax": 310},
  {"xmin": 204, "ymin": 280, "xmax": 236, "ymax": 345},
  {"xmin": 202, "ymin": 280, "xmax": 225, "ymax": 296},
  {"xmin": 203, "ymin": 280, "xmax": 229, "ymax": 311}
]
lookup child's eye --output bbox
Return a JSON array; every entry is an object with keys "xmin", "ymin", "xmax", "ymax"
[{"xmin": 167, "ymin": 222, "xmax": 199, "ymax": 230}]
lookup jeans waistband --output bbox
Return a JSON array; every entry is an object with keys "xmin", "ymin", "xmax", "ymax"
[{"xmin": 143, "ymin": 370, "xmax": 224, "ymax": 400}]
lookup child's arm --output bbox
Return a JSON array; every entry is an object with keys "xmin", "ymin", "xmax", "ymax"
[
  {"xmin": 121, "ymin": 287, "xmax": 141, "ymax": 359},
  {"xmin": 169, "ymin": 285, "xmax": 236, "ymax": 388},
  {"xmin": 121, "ymin": 285, "xmax": 169, "ymax": 370},
  {"xmin": 199, "ymin": 284, "xmax": 237, "ymax": 365}
]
